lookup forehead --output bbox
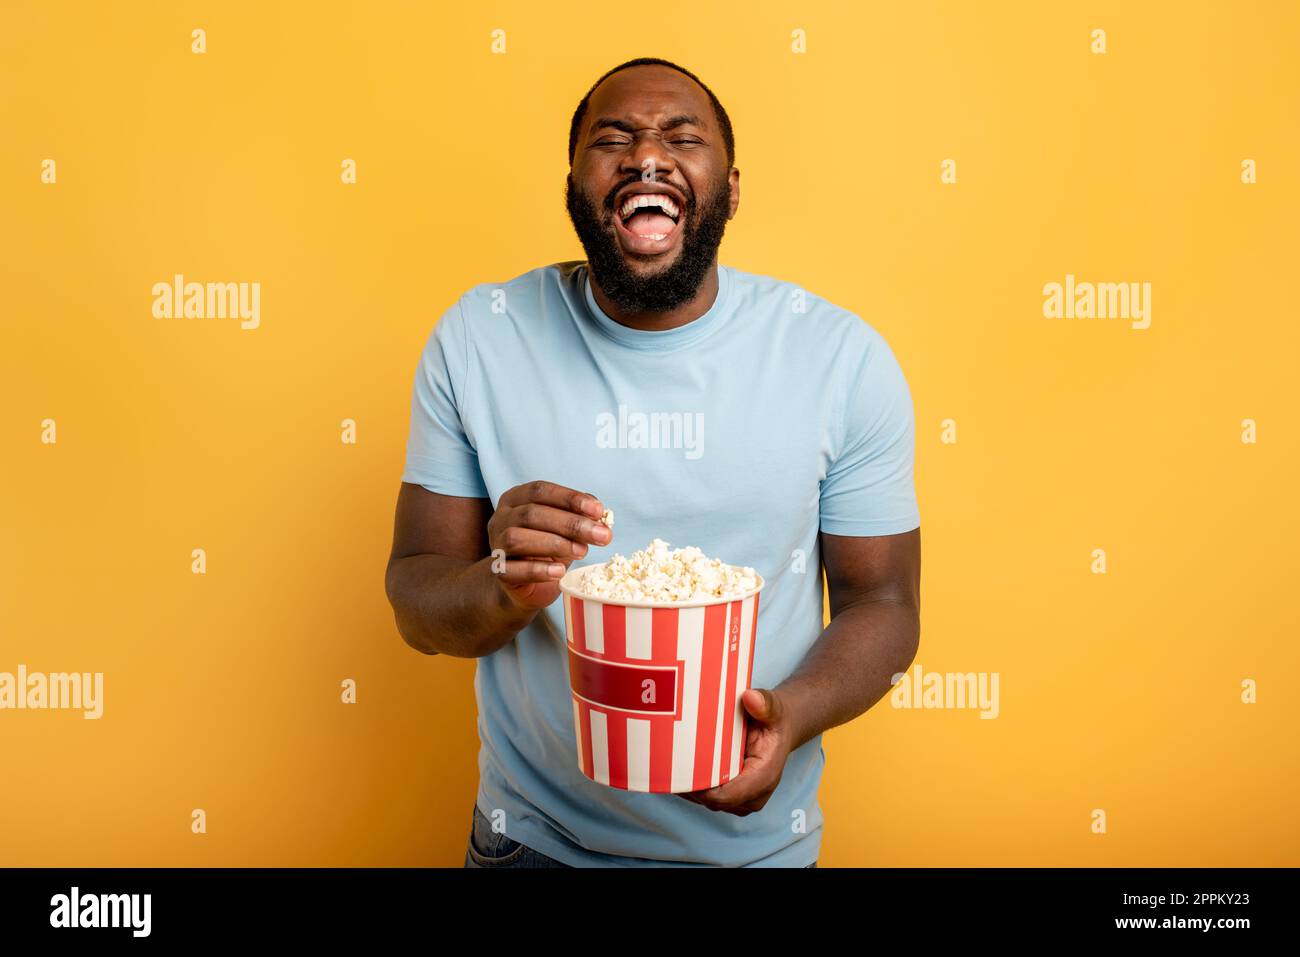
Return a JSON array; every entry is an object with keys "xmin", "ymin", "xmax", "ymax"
[{"xmin": 585, "ymin": 65, "xmax": 713, "ymax": 128}]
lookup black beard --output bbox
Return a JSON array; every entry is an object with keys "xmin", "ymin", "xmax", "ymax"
[{"xmin": 565, "ymin": 172, "xmax": 731, "ymax": 314}]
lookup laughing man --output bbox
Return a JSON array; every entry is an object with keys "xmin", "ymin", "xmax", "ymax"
[{"xmin": 385, "ymin": 57, "xmax": 922, "ymax": 867}]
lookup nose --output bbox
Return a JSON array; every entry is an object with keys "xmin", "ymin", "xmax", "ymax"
[{"xmin": 619, "ymin": 130, "xmax": 677, "ymax": 184}]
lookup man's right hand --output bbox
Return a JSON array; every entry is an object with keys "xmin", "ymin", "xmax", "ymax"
[{"xmin": 486, "ymin": 480, "xmax": 613, "ymax": 610}]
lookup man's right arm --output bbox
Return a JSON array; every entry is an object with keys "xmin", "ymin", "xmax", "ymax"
[
  {"xmin": 383, "ymin": 481, "xmax": 612, "ymax": 658},
  {"xmin": 383, "ymin": 484, "xmax": 524, "ymax": 657}
]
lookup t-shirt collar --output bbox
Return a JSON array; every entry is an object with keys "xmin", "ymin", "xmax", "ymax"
[{"xmin": 581, "ymin": 263, "xmax": 733, "ymax": 352}]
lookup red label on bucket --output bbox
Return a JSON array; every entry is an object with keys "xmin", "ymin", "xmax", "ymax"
[{"xmin": 568, "ymin": 647, "xmax": 680, "ymax": 716}]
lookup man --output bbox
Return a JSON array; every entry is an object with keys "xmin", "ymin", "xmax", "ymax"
[{"xmin": 385, "ymin": 57, "xmax": 922, "ymax": 868}]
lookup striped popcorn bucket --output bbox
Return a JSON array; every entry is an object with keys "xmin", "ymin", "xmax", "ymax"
[{"xmin": 557, "ymin": 564, "xmax": 764, "ymax": 793}]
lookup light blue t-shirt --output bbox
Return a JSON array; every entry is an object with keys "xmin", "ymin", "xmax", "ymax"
[{"xmin": 401, "ymin": 260, "xmax": 920, "ymax": 867}]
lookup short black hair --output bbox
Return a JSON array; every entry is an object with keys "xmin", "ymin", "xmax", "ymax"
[{"xmin": 567, "ymin": 57, "xmax": 735, "ymax": 168}]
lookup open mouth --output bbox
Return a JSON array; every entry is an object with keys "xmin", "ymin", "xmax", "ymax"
[{"xmin": 613, "ymin": 192, "xmax": 683, "ymax": 255}]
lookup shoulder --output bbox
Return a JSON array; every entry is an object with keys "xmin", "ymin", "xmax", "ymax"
[
  {"xmin": 454, "ymin": 261, "xmax": 583, "ymax": 322},
  {"xmin": 723, "ymin": 264, "xmax": 893, "ymax": 363},
  {"xmin": 427, "ymin": 262, "xmax": 585, "ymax": 355}
]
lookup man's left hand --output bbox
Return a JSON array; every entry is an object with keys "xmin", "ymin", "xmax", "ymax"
[{"xmin": 678, "ymin": 687, "xmax": 800, "ymax": 816}]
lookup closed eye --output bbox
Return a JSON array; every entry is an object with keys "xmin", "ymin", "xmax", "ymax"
[{"xmin": 591, "ymin": 137, "xmax": 705, "ymax": 148}]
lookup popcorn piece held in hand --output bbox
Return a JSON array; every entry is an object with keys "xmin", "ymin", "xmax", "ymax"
[
  {"xmin": 576, "ymin": 538, "xmax": 757, "ymax": 603},
  {"xmin": 600, "ymin": 508, "xmax": 614, "ymax": 529}
]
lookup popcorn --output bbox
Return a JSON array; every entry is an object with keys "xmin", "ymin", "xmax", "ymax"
[
  {"xmin": 600, "ymin": 508, "xmax": 614, "ymax": 528},
  {"xmin": 574, "ymin": 538, "xmax": 757, "ymax": 603}
]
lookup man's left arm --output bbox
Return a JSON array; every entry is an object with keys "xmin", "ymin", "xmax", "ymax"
[
  {"xmin": 679, "ymin": 528, "xmax": 920, "ymax": 815},
  {"xmin": 681, "ymin": 323, "xmax": 921, "ymax": 816},
  {"xmin": 778, "ymin": 529, "xmax": 921, "ymax": 750}
]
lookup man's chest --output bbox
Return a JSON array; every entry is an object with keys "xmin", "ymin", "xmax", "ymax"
[{"xmin": 465, "ymin": 347, "xmax": 836, "ymax": 537}]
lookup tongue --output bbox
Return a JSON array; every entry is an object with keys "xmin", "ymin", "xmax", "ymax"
[{"xmin": 626, "ymin": 211, "xmax": 676, "ymax": 237}]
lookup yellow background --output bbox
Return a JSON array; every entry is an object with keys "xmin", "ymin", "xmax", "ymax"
[{"xmin": 2, "ymin": 0, "xmax": 1297, "ymax": 866}]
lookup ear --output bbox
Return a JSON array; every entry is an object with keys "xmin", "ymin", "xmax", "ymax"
[{"xmin": 727, "ymin": 166, "xmax": 740, "ymax": 220}]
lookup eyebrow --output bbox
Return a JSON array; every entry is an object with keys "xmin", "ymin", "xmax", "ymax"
[{"xmin": 591, "ymin": 114, "xmax": 705, "ymax": 136}]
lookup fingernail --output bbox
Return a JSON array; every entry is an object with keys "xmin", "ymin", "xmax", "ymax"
[
  {"xmin": 585, "ymin": 500, "xmax": 603, "ymax": 518},
  {"xmin": 592, "ymin": 525, "xmax": 611, "ymax": 544},
  {"xmin": 548, "ymin": 563, "xmax": 566, "ymax": 578},
  {"xmin": 571, "ymin": 540, "xmax": 586, "ymax": 557}
]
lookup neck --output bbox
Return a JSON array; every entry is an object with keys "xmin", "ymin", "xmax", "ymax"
[{"xmin": 590, "ymin": 260, "xmax": 720, "ymax": 332}]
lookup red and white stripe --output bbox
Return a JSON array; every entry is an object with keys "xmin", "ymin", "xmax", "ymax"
[{"xmin": 563, "ymin": 591, "xmax": 760, "ymax": 793}]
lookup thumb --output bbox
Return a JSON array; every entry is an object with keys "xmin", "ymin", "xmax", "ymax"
[{"xmin": 742, "ymin": 688, "xmax": 779, "ymax": 723}]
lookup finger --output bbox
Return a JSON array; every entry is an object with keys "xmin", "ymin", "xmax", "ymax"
[
  {"xmin": 679, "ymin": 790, "xmax": 753, "ymax": 815},
  {"xmin": 494, "ymin": 558, "xmax": 568, "ymax": 585},
  {"xmin": 743, "ymin": 687, "xmax": 781, "ymax": 724},
  {"xmin": 693, "ymin": 771, "xmax": 759, "ymax": 806},
  {"xmin": 680, "ymin": 784, "xmax": 738, "ymax": 806},
  {"xmin": 494, "ymin": 525, "xmax": 590, "ymax": 561},
  {"xmin": 502, "ymin": 480, "xmax": 605, "ymax": 520},
  {"xmin": 678, "ymin": 791, "xmax": 719, "ymax": 811},
  {"xmin": 508, "ymin": 502, "xmax": 612, "ymax": 547}
]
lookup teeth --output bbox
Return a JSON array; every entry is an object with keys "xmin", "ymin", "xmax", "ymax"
[{"xmin": 619, "ymin": 193, "xmax": 680, "ymax": 221}]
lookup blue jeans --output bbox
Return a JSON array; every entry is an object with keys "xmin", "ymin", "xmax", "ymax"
[{"xmin": 463, "ymin": 804, "xmax": 818, "ymax": 868}]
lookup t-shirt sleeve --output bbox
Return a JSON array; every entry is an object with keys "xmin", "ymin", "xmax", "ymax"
[
  {"xmin": 819, "ymin": 326, "xmax": 921, "ymax": 536},
  {"xmin": 400, "ymin": 298, "xmax": 491, "ymax": 499}
]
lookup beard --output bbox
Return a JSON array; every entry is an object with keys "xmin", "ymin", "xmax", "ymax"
[{"xmin": 564, "ymin": 171, "xmax": 732, "ymax": 314}]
